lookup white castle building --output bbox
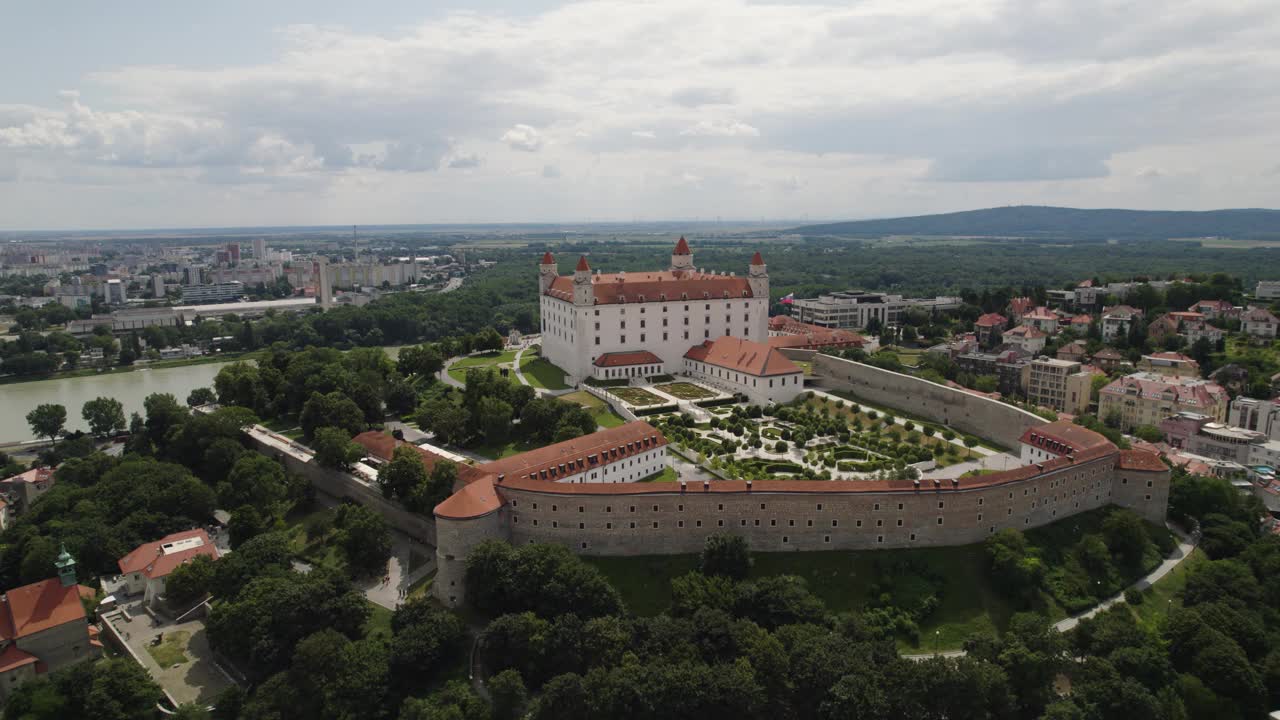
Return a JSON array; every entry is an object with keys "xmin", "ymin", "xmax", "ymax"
[{"xmin": 539, "ymin": 238, "xmax": 771, "ymax": 385}]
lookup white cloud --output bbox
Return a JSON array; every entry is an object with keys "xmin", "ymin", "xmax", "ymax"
[
  {"xmin": 501, "ymin": 124, "xmax": 543, "ymax": 152},
  {"xmin": 541, "ymin": 164, "xmax": 561, "ymax": 179},
  {"xmin": 680, "ymin": 120, "xmax": 760, "ymax": 138},
  {"xmin": 3, "ymin": 0, "xmax": 1280, "ymax": 227}
]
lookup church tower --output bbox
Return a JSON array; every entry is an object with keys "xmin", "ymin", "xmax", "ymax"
[
  {"xmin": 538, "ymin": 252, "xmax": 558, "ymax": 293},
  {"xmin": 670, "ymin": 236, "xmax": 693, "ymax": 274},
  {"xmin": 748, "ymin": 250, "xmax": 769, "ymax": 299},
  {"xmin": 573, "ymin": 255, "xmax": 594, "ymax": 307},
  {"xmin": 55, "ymin": 544, "xmax": 77, "ymax": 588}
]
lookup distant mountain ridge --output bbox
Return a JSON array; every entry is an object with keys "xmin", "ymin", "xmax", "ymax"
[{"xmin": 793, "ymin": 206, "xmax": 1280, "ymax": 240}]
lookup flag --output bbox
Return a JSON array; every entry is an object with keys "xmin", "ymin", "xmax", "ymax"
[{"xmin": 781, "ymin": 293, "xmax": 794, "ymax": 304}]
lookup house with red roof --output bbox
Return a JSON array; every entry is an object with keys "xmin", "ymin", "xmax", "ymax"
[
  {"xmin": 766, "ymin": 316, "xmax": 866, "ymax": 351},
  {"xmin": 1101, "ymin": 305, "xmax": 1143, "ymax": 341},
  {"xmin": 1022, "ymin": 306, "xmax": 1060, "ymax": 335},
  {"xmin": 1188, "ymin": 299, "xmax": 1238, "ymax": 320},
  {"xmin": 683, "ymin": 335, "xmax": 804, "ymax": 405},
  {"xmin": 1008, "ymin": 297, "xmax": 1034, "ymax": 322},
  {"xmin": 0, "ymin": 548, "xmax": 100, "ymax": 703},
  {"xmin": 1001, "ymin": 325, "xmax": 1048, "ymax": 354},
  {"xmin": 1243, "ymin": 307, "xmax": 1279, "ymax": 339},
  {"xmin": 0, "ymin": 467, "xmax": 54, "ymax": 515},
  {"xmin": 117, "ymin": 529, "xmax": 220, "ymax": 608},
  {"xmin": 973, "ymin": 313, "xmax": 1008, "ymax": 345}
]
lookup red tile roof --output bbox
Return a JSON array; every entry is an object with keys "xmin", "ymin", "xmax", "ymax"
[
  {"xmin": 541, "ymin": 252, "xmax": 554, "ymax": 264},
  {"xmin": 1024, "ymin": 307, "xmax": 1057, "ymax": 321},
  {"xmin": 1100, "ymin": 374, "xmax": 1227, "ymax": 408},
  {"xmin": 685, "ymin": 336, "xmax": 800, "ymax": 376},
  {"xmin": 352, "ymin": 432, "xmax": 492, "ymax": 485},
  {"xmin": 476, "ymin": 421, "xmax": 667, "ymax": 486},
  {"xmin": 1103, "ymin": 305, "xmax": 1143, "ymax": 319},
  {"xmin": 1092, "ymin": 348, "xmax": 1124, "ymax": 360},
  {"xmin": 975, "ymin": 313, "xmax": 1008, "ymax": 328},
  {"xmin": 2, "ymin": 468, "xmax": 53, "ymax": 485},
  {"xmin": 766, "ymin": 317, "xmax": 864, "ymax": 349},
  {"xmin": 1008, "ymin": 297, "xmax": 1034, "ymax": 316},
  {"xmin": 575, "ymin": 255, "xmax": 590, "ymax": 272},
  {"xmin": 434, "ymin": 477, "xmax": 502, "ymax": 520},
  {"xmin": 117, "ymin": 529, "xmax": 219, "ymax": 580},
  {"xmin": 0, "ymin": 645, "xmax": 38, "ymax": 674},
  {"xmin": 0, "ymin": 579, "xmax": 88, "ymax": 640},
  {"xmin": 1070, "ymin": 314, "xmax": 1092, "ymax": 325},
  {"xmin": 546, "ymin": 271, "xmax": 753, "ymax": 305},
  {"xmin": 1019, "ymin": 420, "xmax": 1113, "ymax": 457},
  {"xmin": 1243, "ymin": 307, "xmax": 1279, "ymax": 323},
  {"xmin": 674, "ymin": 236, "xmax": 691, "ymax": 255},
  {"xmin": 1003, "ymin": 325, "xmax": 1047, "ymax": 339},
  {"xmin": 593, "ymin": 351, "xmax": 662, "ymax": 368},
  {"xmin": 750, "ymin": 251, "xmax": 764, "ymax": 265},
  {"xmin": 1118, "ymin": 449, "xmax": 1167, "ymax": 472}
]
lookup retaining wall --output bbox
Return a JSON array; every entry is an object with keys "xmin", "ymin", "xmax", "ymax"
[
  {"xmin": 812, "ymin": 354, "xmax": 1046, "ymax": 449},
  {"xmin": 244, "ymin": 426, "xmax": 436, "ymax": 545}
]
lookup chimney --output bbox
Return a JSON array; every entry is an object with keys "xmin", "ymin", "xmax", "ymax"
[
  {"xmin": 680, "ymin": 480, "xmax": 687, "ymax": 494},
  {"xmin": 703, "ymin": 480, "xmax": 710, "ymax": 492},
  {"xmin": 913, "ymin": 479, "xmax": 920, "ymax": 490},
  {"xmin": 746, "ymin": 479, "xmax": 753, "ymax": 492}
]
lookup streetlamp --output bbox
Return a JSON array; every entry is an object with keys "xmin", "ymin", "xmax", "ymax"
[{"xmin": 934, "ymin": 630, "xmax": 940, "ymax": 656}]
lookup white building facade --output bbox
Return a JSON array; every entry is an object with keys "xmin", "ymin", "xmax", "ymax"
[{"xmin": 539, "ymin": 239, "xmax": 770, "ymax": 385}]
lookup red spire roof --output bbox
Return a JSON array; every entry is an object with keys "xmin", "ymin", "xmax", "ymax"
[
  {"xmin": 673, "ymin": 236, "xmax": 691, "ymax": 255},
  {"xmin": 750, "ymin": 251, "xmax": 764, "ymax": 265},
  {"xmin": 541, "ymin": 251, "xmax": 554, "ymax": 264},
  {"xmin": 576, "ymin": 255, "xmax": 590, "ymax": 272}
]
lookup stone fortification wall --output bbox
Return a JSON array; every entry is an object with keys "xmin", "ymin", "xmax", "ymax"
[
  {"xmin": 500, "ymin": 453, "xmax": 1135, "ymax": 555},
  {"xmin": 812, "ymin": 354, "xmax": 1045, "ymax": 449},
  {"xmin": 244, "ymin": 426, "xmax": 436, "ymax": 545},
  {"xmin": 434, "ymin": 510, "xmax": 509, "ymax": 607}
]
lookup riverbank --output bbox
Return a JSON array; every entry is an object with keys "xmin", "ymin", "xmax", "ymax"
[{"xmin": 0, "ymin": 351, "xmax": 259, "ymax": 387}]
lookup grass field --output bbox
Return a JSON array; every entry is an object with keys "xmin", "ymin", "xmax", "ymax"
[
  {"xmin": 519, "ymin": 347, "xmax": 569, "ymax": 390},
  {"xmin": 364, "ymin": 602, "xmax": 393, "ymax": 641},
  {"xmin": 610, "ymin": 387, "xmax": 668, "ymax": 406},
  {"xmin": 447, "ymin": 349, "xmax": 520, "ymax": 384},
  {"xmin": 470, "ymin": 438, "xmax": 540, "ymax": 460},
  {"xmin": 147, "ymin": 631, "xmax": 191, "ymax": 667},
  {"xmin": 562, "ymin": 390, "xmax": 627, "ymax": 429},
  {"xmin": 655, "ymin": 382, "xmax": 718, "ymax": 400},
  {"xmin": 1128, "ymin": 548, "xmax": 1206, "ymax": 632},
  {"xmin": 586, "ymin": 544, "xmax": 1022, "ymax": 651},
  {"xmin": 638, "ymin": 465, "xmax": 679, "ymax": 482}
]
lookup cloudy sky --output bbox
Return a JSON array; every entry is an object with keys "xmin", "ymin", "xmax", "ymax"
[{"xmin": 2, "ymin": 0, "xmax": 1278, "ymax": 229}]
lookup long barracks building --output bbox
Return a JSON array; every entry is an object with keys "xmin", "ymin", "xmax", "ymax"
[{"xmin": 427, "ymin": 418, "xmax": 1169, "ymax": 607}]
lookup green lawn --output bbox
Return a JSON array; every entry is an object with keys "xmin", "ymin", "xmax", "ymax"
[
  {"xmin": 520, "ymin": 350, "xmax": 569, "ymax": 390},
  {"xmin": 364, "ymin": 602, "xmax": 393, "ymax": 641},
  {"xmin": 470, "ymin": 438, "xmax": 540, "ymax": 461},
  {"xmin": 1128, "ymin": 548, "xmax": 1207, "ymax": 632},
  {"xmin": 585, "ymin": 545, "xmax": 1019, "ymax": 651},
  {"xmin": 147, "ymin": 631, "xmax": 191, "ymax": 667},
  {"xmin": 610, "ymin": 387, "xmax": 669, "ymax": 407},
  {"xmin": 563, "ymin": 390, "xmax": 628, "ymax": 429},
  {"xmin": 655, "ymin": 382, "xmax": 718, "ymax": 400},
  {"xmin": 448, "ymin": 350, "xmax": 521, "ymax": 384},
  {"xmin": 638, "ymin": 465, "xmax": 679, "ymax": 483}
]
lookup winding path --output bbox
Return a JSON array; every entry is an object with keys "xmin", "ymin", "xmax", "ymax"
[{"xmin": 902, "ymin": 524, "xmax": 1197, "ymax": 660}]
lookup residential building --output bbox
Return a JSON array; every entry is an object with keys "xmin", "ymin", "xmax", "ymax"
[
  {"xmin": 954, "ymin": 349, "xmax": 1029, "ymax": 397},
  {"xmin": 1145, "ymin": 314, "xmax": 1181, "ymax": 344},
  {"xmin": 788, "ymin": 289, "xmax": 961, "ymax": 330},
  {"xmin": 116, "ymin": 529, "xmax": 221, "ymax": 608},
  {"xmin": 1018, "ymin": 420, "xmax": 1113, "ymax": 465},
  {"xmin": 766, "ymin": 316, "xmax": 867, "ymax": 351},
  {"xmin": 1056, "ymin": 340, "xmax": 1088, "ymax": 363},
  {"xmin": 1008, "ymin": 297, "xmax": 1034, "ymax": 322},
  {"xmin": 475, "ymin": 422, "xmax": 668, "ymax": 485},
  {"xmin": 253, "ymin": 237, "xmax": 268, "ymax": 260},
  {"xmin": 1160, "ymin": 412, "xmax": 1280, "ymax": 468},
  {"xmin": 683, "ymin": 335, "xmax": 805, "ymax": 405},
  {"xmin": 1137, "ymin": 352, "xmax": 1200, "ymax": 378},
  {"xmin": 0, "ymin": 550, "xmax": 101, "ymax": 703},
  {"xmin": 1181, "ymin": 321, "xmax": 1225, "ymax": 346},
  {"xmin": 181, "ymin": 281, "xmax": 245, "ymax": 305},
  {"xmin": 540, "ymin": 240, "xmax": 769, "ymax": 384},
  {"xmin": 1098, "ymin": 372, "xmax": 1229, "ymax": 430},
  {"xmin": 1023, "ymin": 307, "xmax": 1060, "ymax": 335},
  {"xmin": 1230, "ymin": 396, "xmax": 1280, "ymax": 441},
  {"xmin": 1091, "ymin": 348, "xmax": 1125, "ymax": 371},
  {"xmin": 1101, "ymin": 305, "xmax": 1142, "ymax": 341},
  {"xmin": 1045, "ymin": 289, "xmax": 1074, "ymax": 310},
  {"xmin": 1026, "ymin": 357, "xmax": 1097, "ymax": 415},
  {"xmin": 1073, "ymin": 282, "xmax": 1103, "ymax": 309},
  {"xmin": 1002, "ymin": 325, "xmax": 1048, "ymax": 354},
  {"xmin": 1188, "ymin": 299, "xmax": 1238, "ymax": 320},
  {"xmin": 0, "ymin": 468, "xmax": 54, "ymax": 514},
  {"xmin": 1242, "ymin": 307, "xmax": 1279, "ymax": 339},
  {"xmin": 1256, "ymin": 280, "xmax": 1280, "ymax": 300},
  {"xmin": 105, "ymin": 279, "xmax": 125, "ymax": 305},
  {"xmin": 973, "ymin": 313, "xmax": 1008, "ymax": 346}
]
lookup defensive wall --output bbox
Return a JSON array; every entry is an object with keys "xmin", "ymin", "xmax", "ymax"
[
  {"xmin": 432, "ymin": 440, "xmax": 1170, "ymax": 606},
  {"xmin": 811, "ymin": 353, "xmax": 1046, "ymax": 449},
  {"xmin": 244, "ymin": 425, "xmax": 437, "ymax": 545}
]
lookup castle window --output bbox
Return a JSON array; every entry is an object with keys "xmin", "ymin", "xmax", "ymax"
[
  {"xmin": 630, "ymin": 522, "xmax": 636, "ymax": 529},
  {"xmin": 936, "ymin": 517, "xmax": 943, "ymax": 525},
  {"xmin": 856, "ymin": 520, "xmax": 862, "ymax": 527},
  {"xmin": 937, "ymin": 501, "xmax": 944, "ymax": 509},
  {"xmin": 579, "ymin": 523, "xmax": 584, "ymax": 529},
  {"xmin": 678, "ymin": 520, "xmax": 685, "ymax": 528},
  {"xmin": 824, "ymin": 535, "xmax": 831, "ymax": 543},
  {"xmin": 877, "ymin": 536, "xmax": 884, "ymax": 543},
  {"xmin": 718, "ymin": 520, "xmax": 724, "ymax": 527},
  {"xmin": 832, "ymin": 520, "xmax": 838, "ymax": 527},
  {"xmin": 783, "ymin": 536, "xmax": 789, "ymax": 543},
  {"xmin": 653, "ymin": 522, "xmax": 659, "ymax": 529},
  {"xmin": 807, "ymin": 520, "xmax": 813, "ymax": 527},
  {"xmin": 897, "ymin": 519, "xmax": 903, "ymax": 527}
]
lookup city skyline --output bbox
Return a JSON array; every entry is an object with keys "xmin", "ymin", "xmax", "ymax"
[{"xmin": 2, "ymin": 0, "xmax": 1279, "ymax": 230}]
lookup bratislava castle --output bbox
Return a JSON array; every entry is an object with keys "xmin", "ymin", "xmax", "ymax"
[{"xmin": 539, "ymin": 237, "xmax": 770, "ymax": 384}]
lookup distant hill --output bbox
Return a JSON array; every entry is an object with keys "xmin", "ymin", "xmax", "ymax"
[{"xmin": 792, "ymin": 206, "xmax": 1280, "ymax": 240}]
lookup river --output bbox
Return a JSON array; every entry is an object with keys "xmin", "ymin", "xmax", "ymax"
[{"xmin": 1, "ymin": 346, "xmax": 413, "ymax": 444}]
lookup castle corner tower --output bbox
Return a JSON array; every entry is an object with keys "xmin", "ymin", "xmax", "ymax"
[
  {"xmin": 748, "ymin": 250, "xmax": 769, "ymax": 299},
  {"xmin": 538, "ymin": 252, "xmax": 558, "ymax": 293},
  {"xmin": 670, "ymin": 236, "xmax": 693, "ymax": 273},
  {"xmin": 573, "ymin": 255, "xmax": 594, "ymax": 306}
]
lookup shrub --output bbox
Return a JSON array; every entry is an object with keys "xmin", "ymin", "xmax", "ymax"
[{"xmin": 1124, "ymin": 588, "xmax": 1144, "ymax": 605}]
